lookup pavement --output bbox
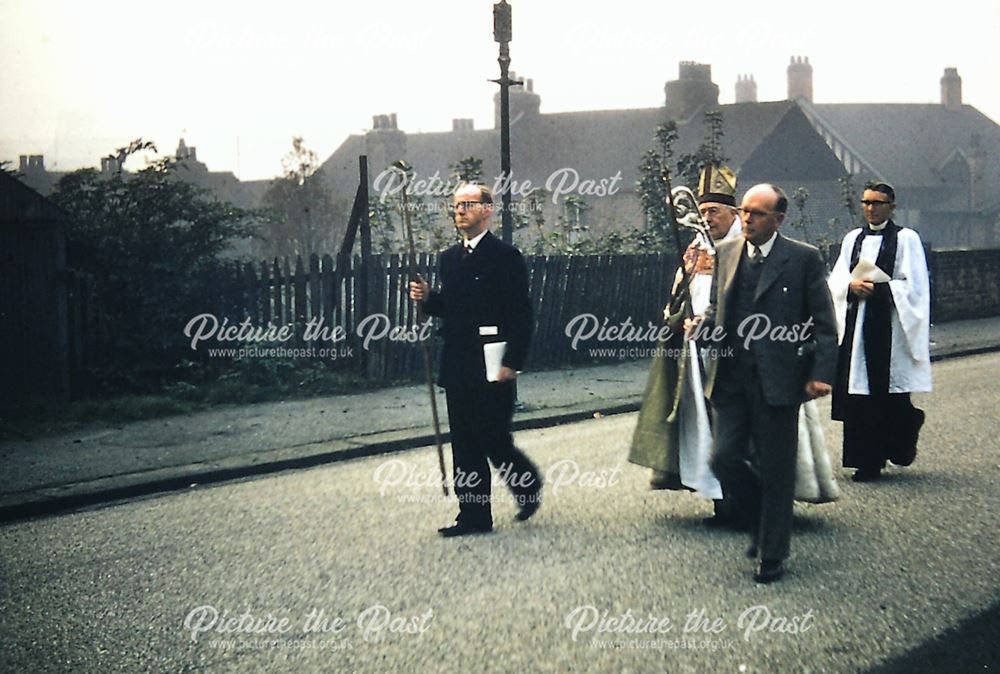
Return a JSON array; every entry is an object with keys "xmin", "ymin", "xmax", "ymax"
[{"xmin": 1, "ymin": 316, "xmax": 999, "ymax": 523}]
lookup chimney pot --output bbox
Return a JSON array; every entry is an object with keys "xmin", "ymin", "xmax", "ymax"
[
  {"xmin": 372, "ymin": 114, "xmax": 399, "ymax": 130},
  {"xmin": 787, "ymin": 55, "xmax": 813, "ymax": 102},
  {"xmin": 735, "ymin": 72, "xmax": 758, "ymax": 103}
]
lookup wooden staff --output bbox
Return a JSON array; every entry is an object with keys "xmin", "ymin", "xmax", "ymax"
[{"xmin": 394, "ymin": 160, "xmax": 448, "ymax": 496}]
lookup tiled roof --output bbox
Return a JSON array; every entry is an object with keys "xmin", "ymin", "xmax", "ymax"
[
  {"xmin": 319, "ymin": 101, "xmax": 800, "ymax": 201},
  {"xmin": 809, "ymin": 103, "xmax": 1000, "ymax": 210}
]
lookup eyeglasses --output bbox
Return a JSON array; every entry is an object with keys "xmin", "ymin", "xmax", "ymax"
[
  {"xmin": 737, "ymin": 208, "xmax": 776, "ymax": 219},
  {"xmin": 860, "ymin": 199, "xmax": 893, "ymax": 207},
  {"xmin": 454, "ymin": 200, "xmax": 486, "ymax": 210}
]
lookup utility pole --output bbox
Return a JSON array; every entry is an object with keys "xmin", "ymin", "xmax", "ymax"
[{"xmin": 492, "ymin": 0, "xmax": 521, "ymax": 244}]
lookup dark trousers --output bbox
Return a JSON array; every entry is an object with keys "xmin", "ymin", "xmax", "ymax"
[
  {"xmin": 710, "ymin": 376, "xmax": 799, "ymax": 561},
  {"xmin": 444, "ymin": 381, "xmax": 541, "ymax": 528},
  {"xmin": 841, "ymin": 392, "xmax": 922, "ymax": 470}
]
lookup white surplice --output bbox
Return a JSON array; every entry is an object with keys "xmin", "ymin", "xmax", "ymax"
[
  {"xmin": 674, "ymin": 220, "xmax": 739, "ymax": 500},
  {"xmin": 827, "ymin": 227, "xmax": 933, "ymax": 394},
  {"xmin": 793, "ymin": 400, "xmax": 840, "ymax": 503}
]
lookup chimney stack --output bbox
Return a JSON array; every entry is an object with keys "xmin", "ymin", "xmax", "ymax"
[
  {"xmin": 101, "ymin": 155, "xmax": 122, "ymax": 174},
  {"xmin": 787, "ymin": 56, "xmax": 813, "ymax": 102},
  {"xmin": 663, "ymin": 61, "xmax": 719, "ymax": 120},
  {"xmin": 735, "ymin": 74, "xmax": 757, "ymax": 103},
  {"xmin": 941, "ymin": 67, "xmax": 962, "ymax": 110}
]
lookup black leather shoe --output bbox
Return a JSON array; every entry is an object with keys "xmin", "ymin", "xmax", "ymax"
[
  {"xmin": 515, "ymin": 496, "xmax": 541, "ymax": 522},
  {"xmin": 890, "ymin": 447, "xmax": 917, "ymax": 467},
  {"xmin": 438, "ymin": 522, "xmax": 492, "ymax": 538},
  {"xmin": 851, "ymin": 468, "xmax": 882, "ymax": 482},
  {"xmin": 649, "ymin": 478, "xmax": 671, "ymax": 490},
  {"xmin": 649, "ymin": 472, "xmax": 681, "ymax": 490},
  {"xmin": 754, "ymin": 558, "xmax": 785, "ymax": 584},
  {"xmin": 746, "ymin": 544, "xmax": 758, "ymax": 559}
]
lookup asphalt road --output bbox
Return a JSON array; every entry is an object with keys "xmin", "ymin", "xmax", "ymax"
[{"xmin": 1, "ymin": 354, "xmax": 998, "ymax": 673}]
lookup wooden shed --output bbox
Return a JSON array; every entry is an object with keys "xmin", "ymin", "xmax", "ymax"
[{"xmin": 0, "ymin": 172, "xmax": 70, "ymax": 409}]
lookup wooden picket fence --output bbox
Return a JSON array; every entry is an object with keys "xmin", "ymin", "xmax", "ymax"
[
  {"xmin": 202, "ymin": 252, "xmax": 677, "ymax": 382},
  {"xmin": 49, "ymin": 241, "xmax": 996, "ymax": 401}
]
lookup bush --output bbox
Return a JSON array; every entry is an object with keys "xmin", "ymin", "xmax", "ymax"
[{"xmin": 50, "ymin": 141, "xmax": 253, "ymax": 393}]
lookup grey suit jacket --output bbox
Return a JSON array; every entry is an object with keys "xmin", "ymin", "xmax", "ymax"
[{"xmin": 702, "ymin": 233, "xmax": 838, "ymax": 406}]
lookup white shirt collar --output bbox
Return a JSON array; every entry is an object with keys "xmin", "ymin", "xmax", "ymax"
[
  {"xmin": 747, "ymin": 231, "xmax": 777, "ymax": 258},
  {"xmin": 464, "ymin": 230, "xmax": 488, "ymax": 250},
  {"xmin": 869, "ymin": 220, "xmax": 888, "ymax": 232}
]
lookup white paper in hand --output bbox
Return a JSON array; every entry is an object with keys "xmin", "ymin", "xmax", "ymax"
[
  {"xmin": 484, "ymin": 342, "xmax": 507, "ymax": 382},
  {"xmin": 851, "ymin": 259, "xmax": 892, "ymax": 283}
]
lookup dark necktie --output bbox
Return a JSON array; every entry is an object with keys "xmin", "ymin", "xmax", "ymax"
[
  {"xmin": 750, "ymin": 246, "xmax": 764, "ymax": 265},
  {"xmin": 462, "ymin": 243, "xmax": 472, "ymax": 259}
]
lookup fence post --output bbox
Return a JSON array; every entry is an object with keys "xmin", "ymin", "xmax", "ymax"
[
  {"xmin": 272, "ymin": 259, "xmax": 283, "ymax": 329},
  {"xmin": 309, "ymin": 253, "xmax": 321, "ymax": 344},
  {"xmin": 294, "ymin": 255, "xmax": 307, "ymax": 344}
]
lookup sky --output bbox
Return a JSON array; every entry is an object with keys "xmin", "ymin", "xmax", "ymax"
[{"xmin": 2, "ymin": 0, "xmax": 998, "ymax": 181}]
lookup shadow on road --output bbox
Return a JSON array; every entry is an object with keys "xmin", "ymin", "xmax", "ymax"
[{"xmin": 864, "ymin": 600, "xmax": 1000, "ymax": 674}]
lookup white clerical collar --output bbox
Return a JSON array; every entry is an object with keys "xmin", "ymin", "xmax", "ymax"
[
  {"xmin": 869, "ymin": 221, "xmax": 888, "ymax": 232},
  {"xmin": 747, "ymin": 231, "xmax": 777, "ymax": 259},
  {"xmin": 464, "ymin": 230, "xmax": 488, "ymax": 250},
  {"xmin": 722, "ymin": 217, "xmax": 743, "ymax": 242}
]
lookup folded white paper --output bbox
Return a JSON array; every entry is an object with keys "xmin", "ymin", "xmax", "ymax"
[
  {"xmin": 484, "ymin": 341, "xmax": 507, "ymax": 382},
  {"xmin": 851, "ymin": 259, "xmax": 892, "ymax": 283}
]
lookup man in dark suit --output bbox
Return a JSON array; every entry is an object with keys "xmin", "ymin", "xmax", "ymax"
[
  {"xmin": 692, "ymin": 183, "xmax": 838, "ymax": 583},
  {"xmin": 408, "ymin": 183, "xmax": 541, "ymax": 537}
]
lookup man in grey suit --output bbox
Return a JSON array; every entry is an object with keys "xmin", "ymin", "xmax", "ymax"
[{"xmin": 691, "ymin": 184, "xmax": 838, "ymax": 583}]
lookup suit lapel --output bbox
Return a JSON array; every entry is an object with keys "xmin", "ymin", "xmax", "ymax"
[
  {"xmin": 718, "ymin": 236, "xmax": 743, "ymax": 301},
  {"xmin": 754, "ymin": 233, "xmax": 790, "ymax": 303},
  {"xmin": 472, "ymin": 230, "xmax": 493, "ymax": 254}
]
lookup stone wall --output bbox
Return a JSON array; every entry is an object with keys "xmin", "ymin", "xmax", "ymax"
[{"xmin": 931, "ymin": 248, "xmax": 1000, "ymax": 322}]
